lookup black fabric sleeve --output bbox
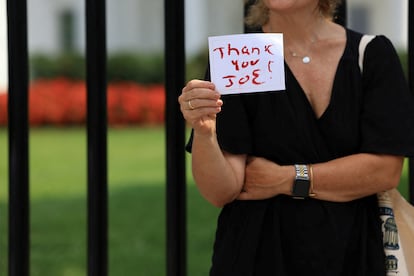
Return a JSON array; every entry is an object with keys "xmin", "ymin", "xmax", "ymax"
[
  {"xmin": 185, "ymin": 94, "xmax": 252, "ymax": 154},
  {"xmin": 360, "ymin": 35, "xmax": 414, "ymax": 156},
  {"xmin": 215, "ymin": 94, "xmax": 252, "ymax": 154}
]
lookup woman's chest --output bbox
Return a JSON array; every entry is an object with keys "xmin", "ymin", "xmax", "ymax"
[{"xmin": 248, "ymin": 77, "xmax": 363, "ymax": 162}]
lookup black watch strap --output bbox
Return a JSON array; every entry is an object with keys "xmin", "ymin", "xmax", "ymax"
[{"xmin": 292, "ymin": 164, "xmax": 310, "ymax": 199}]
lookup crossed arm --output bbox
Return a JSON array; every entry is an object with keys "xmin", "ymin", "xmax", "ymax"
[{"xmin": 179, "ymin": 80, "xmax": 404, "ymax": 208}]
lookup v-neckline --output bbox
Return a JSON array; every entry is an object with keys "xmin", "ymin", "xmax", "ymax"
[{"xmin": 284, "ymin": 29, "xmax": 349, "ymax": 121}]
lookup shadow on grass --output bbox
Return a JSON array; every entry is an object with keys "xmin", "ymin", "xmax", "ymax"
[{"xmin": 0, "ymin": 184, "xmax": 219, "ymax": 276}]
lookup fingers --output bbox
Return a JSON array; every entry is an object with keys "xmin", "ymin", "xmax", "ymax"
[
  {"xmin": 182, "ymin": 79, "xmax": 215, "ymax": 93},
  {"xmin": 180, "ymin": 80, "xmax": 219, "ymax": 104},
  {"xmin": 178, "ymin": 79, "xmax": 222, "ymax": 112},
  {"xmin": 177, "ymin": 79, "xmax": 223, "ymax": 133},
  {"xmin": 181, "ymin": 97, "xmax": 223, "ymax": 112}
]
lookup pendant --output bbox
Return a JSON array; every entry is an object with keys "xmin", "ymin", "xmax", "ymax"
[{"xmin": 302, "ymin": 56, "xmax": 311, "ymax": 64}]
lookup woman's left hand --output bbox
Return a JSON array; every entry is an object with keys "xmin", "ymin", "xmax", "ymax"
[{"xmin": 237, "ymin": 157, "xmax": 293, "ymax": 200}]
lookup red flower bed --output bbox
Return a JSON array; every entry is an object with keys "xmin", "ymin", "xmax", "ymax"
[
  {"xmin": 0, "ymin": 78, "xmax": 165, "ymax": 126},
  {"xmin": 0, "ymin": 90, "xmax": 7, "ymax": 126}
]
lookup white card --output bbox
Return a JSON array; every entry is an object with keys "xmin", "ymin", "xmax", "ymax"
[{"xmin": 208, "ymin": 33, "xmax": 285, "ymax": 95}]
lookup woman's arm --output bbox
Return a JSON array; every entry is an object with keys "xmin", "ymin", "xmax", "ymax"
[
  {"xmin": 192, "ymin": 133, "xmax": 246, "ymax": 207},
  {"xmin": 311, "ymin": 153, "xmax": 403, "ymax": 202},
  {"xmin": 179, "ymin": 79, "xmax": 246, "ymax": 207},
  {"xmin": 238, "ymin": 153, "xmax": 404, "ymax": 202}
]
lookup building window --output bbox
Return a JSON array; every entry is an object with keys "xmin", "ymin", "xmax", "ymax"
[{"xmin": 59, "ymin": 10, "xmax": 75, "ymax": 53}]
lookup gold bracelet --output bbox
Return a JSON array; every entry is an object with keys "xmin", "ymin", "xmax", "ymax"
[{"xmin": 309, "ymin": 164, "xmax": 316, "ymax": 197}]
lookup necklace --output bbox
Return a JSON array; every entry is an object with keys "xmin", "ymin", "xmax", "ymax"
[
  {"xmin": 267, "ymin": 23, "xmax": 320, "ymax": 65},
  {"xmin": 288, "ymin": 37, "xmax": 316, "ymax": 64},
  {"xmin": 290, "ymin": 51, "xmax": 311, "ymax": 64}
]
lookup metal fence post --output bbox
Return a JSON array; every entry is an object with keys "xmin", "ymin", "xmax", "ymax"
[
  {"xmin": 86, "ymin": 0, "xmax": 108, "ymax": 275},
  {"xmin": 7, "ymin": 0, "xmax": 30, "ymax": 275},
  {"xmin": 408, "ymin": 0, "xmax": 414, "ymax": 204},
  {"xmin": 164, "ymin": 0, "xmax": 187, "ymax": 275}
]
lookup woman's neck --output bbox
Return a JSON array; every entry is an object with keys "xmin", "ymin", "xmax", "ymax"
[{"xmin": 264, "ymin": 9, "xmax": 328, "ymax": 45}]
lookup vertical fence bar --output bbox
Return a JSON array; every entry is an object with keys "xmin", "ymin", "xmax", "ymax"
[
  {"xmin": 7, "ymin": 0, "xmax": 30, "ymax": 275},
  {"xmin": 86, "ymin": 0, "xmax": 108, "ymax": 275},
  {"xmin": 164, "ymin": 0, "xmax": 187, "ymax": 275},
  {"xmin": 408, "ymin": 0, "xmax": 414, "ymax": 204}
]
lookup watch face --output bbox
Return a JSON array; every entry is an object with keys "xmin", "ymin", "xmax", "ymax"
[{"xmin": 293, "ymin": 179, "xmax": 310, "ymax": 198}]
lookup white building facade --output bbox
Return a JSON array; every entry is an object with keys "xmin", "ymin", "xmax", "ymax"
[{"xmin": 0, "ymin": 0, "xmax": 409, "ymax": 90}]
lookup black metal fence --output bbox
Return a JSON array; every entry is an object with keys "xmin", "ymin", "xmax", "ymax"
[
  {"xmin": 164, "ymin": 0, "xmax": 187, "ymax": 275},
  {"xmin": 5, "ymin": 1, "xmax": 413, "ymax": 276},
  {"xmin": 7, "ymin": 0, "xmax": 29, "ymax": 275}
]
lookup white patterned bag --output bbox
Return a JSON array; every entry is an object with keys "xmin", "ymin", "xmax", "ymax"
[{"xmin": 377, "ymin": 190, "xmax": 413, "ymax": 275}]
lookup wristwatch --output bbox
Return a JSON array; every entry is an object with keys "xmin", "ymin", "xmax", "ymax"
[{"xmin": 292, "ymin": 164, "xmax": 311, "ymax": 199}]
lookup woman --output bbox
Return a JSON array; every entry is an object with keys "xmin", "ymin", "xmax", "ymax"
[{"xmin": 179, "ymin": 0, "xmax": 414, "ymax": 275}]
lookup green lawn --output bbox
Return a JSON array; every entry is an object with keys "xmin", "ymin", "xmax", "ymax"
[
  {"xmin": 0, "ymin": 127, "xmax": 411, "ymax": 276},
  {"xmin": 0, "ymin": 127, "xmax": 219, "ymax": 276}
]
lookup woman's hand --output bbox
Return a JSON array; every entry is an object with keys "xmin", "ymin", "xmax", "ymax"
[
  {"xmin": 237, "ymin": 157, "xmax": 293, "ymax": 200},
  {"xmin": 178, "ymin": 79, "xmax": 223, "ymax": 136}
]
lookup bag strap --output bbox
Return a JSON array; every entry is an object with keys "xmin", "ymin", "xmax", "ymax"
[{"xmin": 358, "ymin": 34, "xmax": 376, "ymax": 73}]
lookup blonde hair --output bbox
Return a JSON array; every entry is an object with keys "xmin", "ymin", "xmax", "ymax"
[{"xmin": 245, "ymin": 0, "xmax": 342, "ymax": 28}]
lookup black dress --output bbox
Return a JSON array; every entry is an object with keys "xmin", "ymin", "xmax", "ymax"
[{"xmin": 188, "ymin": 29, "xmax": 414, "ymax": 275}]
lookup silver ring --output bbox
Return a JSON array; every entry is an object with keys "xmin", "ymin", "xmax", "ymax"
[{"xmin": 188, "ymin": 100, "xmax": 195, "ymax": 110}]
